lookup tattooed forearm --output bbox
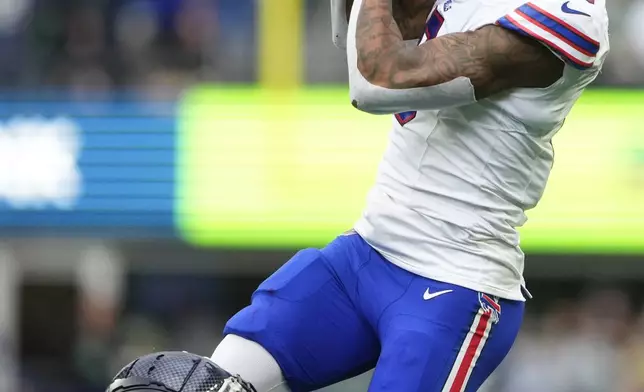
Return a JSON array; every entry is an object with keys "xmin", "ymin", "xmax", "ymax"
[
  {"xmin": 355, "ymin": 0, "xmax": 563, "ymax": 99},
  {"xmin": 356, "ymin": 0, "xmax": 407, "ymax": 84},
  {"xmin": 347, "ymin": 0, "xmax": 433, "ymax": 40}
]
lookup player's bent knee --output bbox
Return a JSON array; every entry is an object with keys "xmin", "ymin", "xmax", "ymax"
[{"xmin": 212, "ymin": 334, "xmax": 290, "ymax": 392}]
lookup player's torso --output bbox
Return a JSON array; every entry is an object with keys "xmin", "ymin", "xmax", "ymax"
[{"xmin": 355, "ymin": 0, "xmax": 609, "ymax": 300}]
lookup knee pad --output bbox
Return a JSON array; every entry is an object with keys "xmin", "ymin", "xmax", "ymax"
[{"xmin": 212, "ymin": 335, "xmax": 288, "ymax": 392}]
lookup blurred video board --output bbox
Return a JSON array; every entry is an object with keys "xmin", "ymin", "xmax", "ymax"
[
  {"xmin": 0, "ymin": 94, "xmax": 176, "ymax": 236},
  {"xmin": 178, "ymin": 88, "xmax": 644, "ymax": 253},
  {"xmin": 0, "ymin": 89, "xmax": 641, "ymax": 253}
]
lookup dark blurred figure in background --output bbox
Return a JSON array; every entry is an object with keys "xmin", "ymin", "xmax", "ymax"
[{"xmin": 13, "ymin": 0, "xmax": 255, "ymax": 98}]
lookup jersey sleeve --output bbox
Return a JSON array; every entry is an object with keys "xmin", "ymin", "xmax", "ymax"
[{"xmin": 496, "ymin": 0, "xmax": 603, "ymax": 70}]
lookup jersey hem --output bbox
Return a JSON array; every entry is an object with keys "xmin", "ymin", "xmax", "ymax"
[{"xmin": 354, "ymin": 228, "xmax": 527, "ymax": 302}]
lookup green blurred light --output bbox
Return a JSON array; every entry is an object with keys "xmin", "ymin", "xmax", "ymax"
[{"xmin": 177, "ymin": 87, "xmax": 644, "ymax": 253}]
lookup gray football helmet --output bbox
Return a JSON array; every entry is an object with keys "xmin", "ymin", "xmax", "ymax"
[{"xmin": 106, "ymin": 351, "xmax": 256, "ymax": 392}]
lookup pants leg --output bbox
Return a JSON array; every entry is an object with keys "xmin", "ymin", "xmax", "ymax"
[
  {"xmin": 223, "ymin": 239, "xmax": 380, "ymax": 392},
  {"xmin": 365, "ymin": 271, "xmax": 524, "ymax": 392}
]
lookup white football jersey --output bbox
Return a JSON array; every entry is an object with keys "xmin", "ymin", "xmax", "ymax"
[{"xmin": 354, "ymin": 0, "xmax": 610, "ymax": 300}]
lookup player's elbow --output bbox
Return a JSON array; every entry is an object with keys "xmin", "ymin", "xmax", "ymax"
[
  {"xmin": 349, "ymin": 77, "xmax": 396, "ymax": 115},
  {"xmin": 350, "ymin": 87, "xmax": 388, "ymax": 114}
]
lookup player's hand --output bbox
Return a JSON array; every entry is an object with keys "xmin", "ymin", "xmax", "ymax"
[
  {"xmin": 392, "ymin": 0, "xmax": 434, "ymax": 40},
  {"xmin": 334, "ymin": 0, "xmax": 430, "ymax": 50}
]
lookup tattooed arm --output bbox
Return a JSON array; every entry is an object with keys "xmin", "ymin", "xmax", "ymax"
[
  {"xmin": 355, "ymin": 0, "xmax": 563, "ymax": 100},
  {"xmin": 345, "ymin": 0, "xmax": 433, "ymax": 41}
]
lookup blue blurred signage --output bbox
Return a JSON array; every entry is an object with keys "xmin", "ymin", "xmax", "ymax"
[{"xmin": 0, "ymin": 94, "xmax": 176, "ymax": 236}]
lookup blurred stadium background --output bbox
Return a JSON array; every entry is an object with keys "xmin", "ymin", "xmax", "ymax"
[{"xmin": 0, "ymin": 0, "xmax": 642, "ymax": 391}]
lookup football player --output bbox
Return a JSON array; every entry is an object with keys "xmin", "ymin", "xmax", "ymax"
[{"xmin": 118, "ymin": 0, "xmax": 610, "ymax": 390}]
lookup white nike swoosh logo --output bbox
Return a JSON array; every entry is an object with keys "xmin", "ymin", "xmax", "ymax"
[{"xmin": 423, "ymin": 288, "xmax": 453, "ymax": 301}]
